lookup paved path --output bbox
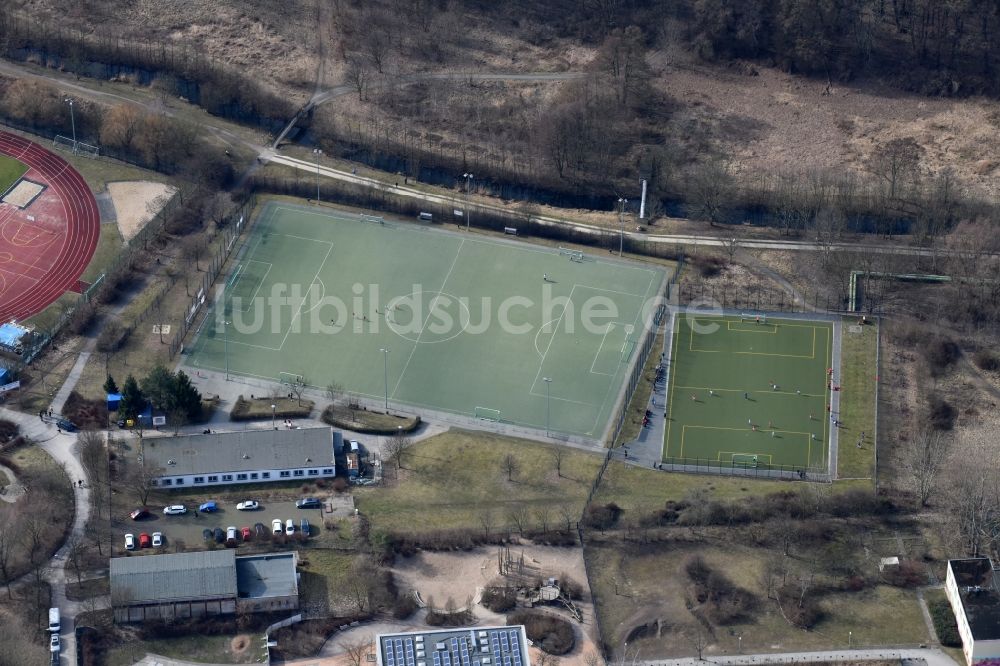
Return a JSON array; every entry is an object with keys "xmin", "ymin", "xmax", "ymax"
[
  {"xmin": 0, "ymin": 462, "xmax": 25, "ymax": 503},
  {"xmin": 641, "ymin": 647, "xmax": 959, "ymax": 666}
]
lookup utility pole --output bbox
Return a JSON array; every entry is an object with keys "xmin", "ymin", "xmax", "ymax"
[
  {"xmin": 463, "ymin": 173, "xmax": 473, "ymax": 231},
  {"xmin": 313, "ymin": 148, "xmax": 323, "ymax": 203},
  {"xmin": 64, "ymin": 98, "xmax": 77, "ymax": 153},
  {"xmin": 223, "ymin": 320, "xmax": 231, "ymax": 381},
  {"xmin": 543, "ymin": 377, "xmax": 552, "ymax": 436},
  {"xmin": 380, "ymin": 348, "xmax": 390, "ymax": 409},
  {"xmin": 618, "ymin": 197, "xmax": 628, "ymax": 256}
]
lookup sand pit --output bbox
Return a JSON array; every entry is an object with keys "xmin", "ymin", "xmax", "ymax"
[
  {"xmin": 390, "ymin": 545, "xmax": 600, "ymax": 666},
  {"xmin": 107, "ymin": 181, "xmax": 176, "ymax": 241}
]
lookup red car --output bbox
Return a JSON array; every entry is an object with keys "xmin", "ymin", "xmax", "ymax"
[
  {"xmin": 129, "ymin": 508, "xmax": 151, "ymax": 521},
  {"xmin": 139, "ymin": 533, "xmax": 151, "ymax": 549},
  {"xmin": 241, "ymin": 526, "xmax": 252, "ymax": 541}
]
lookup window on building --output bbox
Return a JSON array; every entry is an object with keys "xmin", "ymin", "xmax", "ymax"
[
  {"xmin": 262, "ymin": 472, "xmax": 271, "ymax": 479},
  {"xmin": 194, "ymin": 477, "xmax": 204, "ymax": 484},
  {"xmin": 161, "ymin": 479, "xmax": 172, "ymax": 486},
  {"xmin": 237, "ymin": 474, "xmax": 248, "ymax": 481},
  {"xmin": 222, "ymin": 474, "xmax": 233, "ymax": 482},
  {"xmin": 308, "ymin": 469, "xmax": 319, "ymax": 476},
  {"xmin": 175, "ymin": 478, "xmax": 184, "ymax": 485},
  {"xmin": 279, "ymin": 471, "xmax": 290, "ymax": 478},
  {"xmin": 322, "ymin": 468, "xmax": 333, "ymax": 475},
  {"xmin": 250, "ymin": 473, "xmax": 259, "ymax": 480},
  {"xmin": 293, "ymin": 469, "xmax": 304, "ymax": 477},
  {"xmin": 208, "ymin": 475, "xmax": 218, "ymax": 482}
]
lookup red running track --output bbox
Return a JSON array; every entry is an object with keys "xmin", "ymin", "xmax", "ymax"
[{"xmin": 0, "ymin": 131, "xmax": 99, "ymax": 322}]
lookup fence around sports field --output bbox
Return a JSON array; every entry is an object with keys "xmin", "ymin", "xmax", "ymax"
[{"xmin": 659, "ymin": 455, "xmax": 830, "ymax": 482}]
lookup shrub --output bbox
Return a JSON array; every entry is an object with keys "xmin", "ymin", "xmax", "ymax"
[
  {"xmin": 928, "ymin": 596, "xmax": 962, "ymax": 647},
  {"xmin": 481, "ymin": 585, "xmax": 517, "ymax": 613},
  {"xmin": 582, "ymin": 502, "xmax": 622, "ymax": 530},
  {"xmin": 683, "ymin": 555, "xmax": 758, "ymax": 624},
  {"xmin": 882, "ymin": 560, "xmax": 927, "ymax": 588},
  {"xmin": 96, "ymin": 320, "xmax": 129, "ymax": 353},
  {"xmin": 775, "ymin": 584, "xmax": 823, "ymax": 629},
  {"xmin": 332, "ymin": 477, "xmax": 349, "ymax": 493},
  {"xmin": 974, "ymin": 350, "xmax": 1000, "ymax": 372},
  {"xmin": 507, "ymin": 611, "xmax": 575, "ymax": 655},
  {"xmin": 922, "ymin": 337, "xmax": 961, "ymax": 375},
  {"xmin": 392, "ymin": 593, "xmax": 418, "ymax": 619},
  {"xmin": 927, "ymin": 395, "xmax": 957, "ymax": 431}
]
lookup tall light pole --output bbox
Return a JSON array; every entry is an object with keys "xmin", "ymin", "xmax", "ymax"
[
  {"xmin": 618, "ymin": 197, "xmax": 628, "ymax": 256},
  {"xmin": 848, "ymin": 631, "xmax": 852, "ymax": 648},
  {"xmin": 543, "ymin": 377, "xmax": 552, "ymax": 436},
  {"xmin": 462, "ymin": 173, "xmax": 473, "ymax": 231},
  {"xmin": 313, "ymin": 148, "xmax": 323, "ymax": 204},
  {"xmin": 380, "ymin": 348, "xmax": 390, "ymax": 409},
  {"xmin": 223, "ymin": 320, "xmax": 231, "ymax": 381},
  {"xmin": 64, "ymin": 98, "xmax": 77, "ymax": 153},
  {"xmin": 271, "ymin": 404, "xmax": 276, "ymax": 430}
]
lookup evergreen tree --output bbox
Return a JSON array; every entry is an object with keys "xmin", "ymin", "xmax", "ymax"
[
  {"xmin": 118, "ymin": 375, "xmax": 145, "ymax": 420},
  {"xmin": 172, "ymin": 370, "xmax": 202, "ymax": 420},
  {"xmin": 103, "ymin": 375, "xmax": 119, "ymax": 395},
  {"xmin": 141, "ymin": 365, "xmax": 176, "ymax": 412}
]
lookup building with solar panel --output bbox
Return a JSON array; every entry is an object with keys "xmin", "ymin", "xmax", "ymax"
[{"xmin": 377, "ymin": 626, "xmax": 531, "ymax": 666}]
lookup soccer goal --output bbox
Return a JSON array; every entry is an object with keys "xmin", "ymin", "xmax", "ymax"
[
  {"xmin": 740, "ymin": 313, "xmax": 768, "ymax": 325},
  {"xmin": 279, "ymin": 371, "xmax": 304, "ymax": 386},
  {"xmin": 53, "ymin": 135, "xmax": 100, "ymax": 158},
  {"xmin": 732, "ymin": 453, "xmax": 759, "ymax": 469},
  {"xmin": 360, "ymin": 214, "xmax": 385, "ymax": 226},
  {"xmin": 558, "ymin": 247, "xmax": 584, "ymax": 262},
  {"xmin": 474, "ymin": 406, "xmax": 501, "ymax": 422}
]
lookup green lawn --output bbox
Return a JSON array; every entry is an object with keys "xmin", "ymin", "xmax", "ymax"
[
  {"xmin": 354, "ymin": 429, "xmax": 604, "ymax": 533},
  {"xmin": 0, "ymin": 154, "xmax": 28, "ymax": 195},
  {"xmin": 664, "ymin": 314, "xmax": 832, "ymax": 471},
  {"xmin": 81, "ymin": 223, "xmax": 124, "ymax": 283},
  {"xmin": 836, "ymin": 318, "xmax": 878, "ymax": 480},
  {"xmin": 297, "ymin": 548, "xmax": 357, "ymax": 614},
  {"xmin": 186, "ymin": 202, "xmax": 667, "ymax": 438}
]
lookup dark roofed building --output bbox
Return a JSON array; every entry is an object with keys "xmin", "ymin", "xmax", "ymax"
[
  {"xmin": 111, "ymin": 550, "xmax": 299, "ymax": 623},
  {"xmin": 946, "ymin": 557, "xmax": 1000, "ymax": 665}
]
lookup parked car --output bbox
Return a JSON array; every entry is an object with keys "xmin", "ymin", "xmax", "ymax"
[
  {"xmin": 56, "ymin": 419, "xmax": 76, "ymax": 432},
  {"xmin": 213, "ymin": 528, "xmax": 225, "ymax": 543},
  {"xmin": 241, "ymin": 526, "xmax": 252, "ymax": 541},
  {"xmin": 300, "ymin": 518, "xmax": 310, "ymax": 536},
  {"xmin": 254, "ymin": 523, "xmax": 268, "ymax": 539},
  {"xmin": 271, "ymin": 519, "xmax": 283, "ymax": 535},
  {"xmin": 202, "ymin": 529, "xmax": 213, "ymax": 542},
  {"xmin": 124, "ymin": 533, "xmax": 136, "ymax": 551},
  {"xmin": 199, "ymin": 501, "xmax": 218, "ymax": 513},
  {"xmin": 50, "ymin": 634, "xmax": 60, "ymax": 653},
  {"xmin": 139, "ymin": 533, "xmax": 151, "ymax": 548},
  {"xmin": 129, "ymin": 508, "xmax": 150, "ymax": 521},
  {"xmin": 226, "ymin": 526, "xmax": 238, "ymax": 546},
  {"xmin": 236, "ymin": 500, "xmax": 260, "ymax": 511},
  {"xmin": 295, "ymin": 497, "xmax": 321, "ymax": 509},
  {"xmin": 163, "ymin": 505, "xmax": 187, "ymax": 516},
  {"xmin": 151, "ymin": 532, "xmax": 163, "ymax": 548},
  {"xmin": 285, "ymin": 519, "xmax": 295, "ymax": 536}
]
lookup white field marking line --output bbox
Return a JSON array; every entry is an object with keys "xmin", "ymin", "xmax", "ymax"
[
  {"xmin": 278, "ymin": 241, "xmax": 335, "ymax": 352},
  {"xmin": 588, "ymin": 272, "xmax": 656, "ymax": 435},
  {"xmin": 575, "ymin": 284, "xmax": 647, "ymax": 299},
  {"xmin": 218, "ymin": 338, "xmax": 283, "ymax": 352},
  {"xmin": 300, "ymin": 276, "xmax": 327, "ymax": 316},
  {"xmin": 528, "ymin": 283, "xmax": 576, "ymax": 394},
  {"xmin": 234, "ymin": 261, "xmax": 273, "ymax": 313},
  {"xmin": 391, "ymin": 238, "xmax": 466, "ymax": 399},
  {"xmin": 590, "ymin": 323, "xmax": 618, "ymax": 376},
  {"xmin": 271, "ymin": 232, "xmax": 335, "ymax": 246},
  {"xmin": 526, "ymin": 390, "xmax": 602, "ymax": 408},
  {"xmin": 534, "ymin": 318, "xmax": 560, "ymax": 359}
]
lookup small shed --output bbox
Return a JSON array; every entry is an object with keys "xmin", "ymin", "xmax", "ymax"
[
  {"xmin": 879, "ymin": 556, "xmax": 900, "ymax": 572},
  {"xmin": 107, "ymin": 393, "xmax": 122, "ymax": 412}
]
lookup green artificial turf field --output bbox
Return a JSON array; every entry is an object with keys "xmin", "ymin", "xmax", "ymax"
[
  {"xmin": 187, "ymin": 202, "xmax": 668, "ymax": 438},
  {"xmin": 664, "ymin": 314, "xmax": 834, "ymax": 472},
  {"xmin": 0, "ymin": 154, "xmax": 28, "ymax": 196}
]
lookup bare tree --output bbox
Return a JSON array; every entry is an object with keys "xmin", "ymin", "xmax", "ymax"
[
  {"xmin": 0, "ymin": 509, "xmax": 21, "ymax": 597},
  {"xmin": 506, "ymin": 506, "xmax": 530, "ymax": 534},
  {"xmin": 121, "ymin": 459, "xmax": 164, "ymax": 506},
  {"xmin": 67, "ymin": 541, "xmax": 86, "ymax": 585},
  {"xmin": 290, "ymin": 375, "xmax": 309, "ymax": 406},
  {"xmin": 383, "ymin": 434, "xmax": 413, "ymax": 471},
  {"xmin": 502, "ymin": 453, "xmax": 518, "ymax": 482},
  {"xmin": 685, "ymin": 624, "xmax": 709, "ymax": 661},
  {"xmin": 326, "ymin": 380, "xmax": 344, "ymax": 405},
  {"xmin": 479, "ymin": 509, "xmax": 495, "ymax": 538},
  {"xmin": 905, "ymin": 429, "xmax": 950, "ymax": 506},
  {"xmin": 345, "ymin": 56, "xmax": 372, "ymax": 101},
  {"xmin": 341, "ymin": 639, "xmax": 372, "ymax": 666},
  {"xmin": 534, "ymin": 505, "xmax": 552, "ymax": 534},
  {"xmin": 552, "ymin": 447, "xmax": 565, "ymax": 478},
  {"xmin": 945, "ymin": 426, "xmax": 1000, "ymax": 556},
  {"xmin": 182, "ymin": 235, "xmax": 207, "ymax": 272}
]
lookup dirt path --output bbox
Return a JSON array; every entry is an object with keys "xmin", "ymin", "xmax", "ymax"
[{"xmin": 0, "ymin": 462, "xmax": 25, "ymax": 503}]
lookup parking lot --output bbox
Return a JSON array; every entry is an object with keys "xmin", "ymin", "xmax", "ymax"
[{"xmin": 113, "ymin": 497, "xmax": 326, "ymax": 555}]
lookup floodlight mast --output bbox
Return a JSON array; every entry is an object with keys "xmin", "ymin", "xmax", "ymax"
[{"xmin": 463, "ymin": 173, "xmax": 473, "ymax": 231}]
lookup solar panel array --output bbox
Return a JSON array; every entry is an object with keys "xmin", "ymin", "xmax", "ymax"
[{"xmin": 382, "ymin": 628, "xmax": 524, "ymax": 666}]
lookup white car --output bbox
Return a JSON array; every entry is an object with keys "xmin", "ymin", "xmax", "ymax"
[
  {"xmin": 50, "ymin": 634, "xmax": 60, "ymax": 653},
  {"xmin": 124, "ymin": 533, "xmax": 136, "ymax": 551},
  {"xmin": 163, "ymin": 505, "xmax": 187, "ymax": 516},
  {"xmin": 236, "ymin": 500, "xmax": 260, "ymax": 511},
  {"xmin": 151, "ymin": 532, "xmax": 163, "ymax": 548},
  {"xmin": 272, "ymin": 519, "xmax": 283, "ymax": 535},
  {"xmin": 285, "ymin": 519, "xmax": 295, "ymax": 536}
]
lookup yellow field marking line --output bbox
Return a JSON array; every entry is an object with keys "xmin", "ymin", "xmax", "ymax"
[
  {"xmin": 719, "ymin": 451, "xmax": 774, "ymax": 465},
  {"xmin": 673, "ymin": 385, "xmax": 824, "ymax": 397}
]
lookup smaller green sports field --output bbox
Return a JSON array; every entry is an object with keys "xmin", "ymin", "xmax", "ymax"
[
  {"xmin": 663, "ymin": 314, "xmax": 834, "ymax": 472},
  {"xmin": 0, "ymin": 154, "xmax": 28, "ymax": 196}
]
